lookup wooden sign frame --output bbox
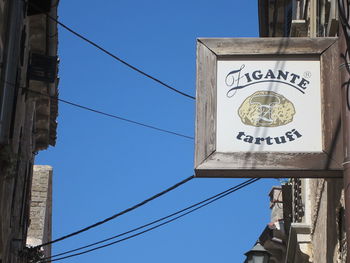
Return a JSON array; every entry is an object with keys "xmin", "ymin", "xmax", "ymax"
[{"xmin": 195, "ymin": 38, "xmax": 342, "ymax": 178}]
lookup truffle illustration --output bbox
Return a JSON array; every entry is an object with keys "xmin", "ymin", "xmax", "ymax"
[{"xmin": 238, "ymin": 91, "xmax": 295, "ymax": 127}]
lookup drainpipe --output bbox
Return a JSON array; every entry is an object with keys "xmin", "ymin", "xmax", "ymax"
[{"xmin": 0, "ymin": 0, "xmax": 24, "ymax": 144}]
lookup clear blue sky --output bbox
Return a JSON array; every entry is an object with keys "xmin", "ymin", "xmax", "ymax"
[{"xmin": 36, "ymin": 1, "xmax": 279, "ymax": 262}]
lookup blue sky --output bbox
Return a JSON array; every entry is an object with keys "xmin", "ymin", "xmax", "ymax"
[{"xmin": 36, "ymin": 1, "xmax": 279, "ymax": 262}]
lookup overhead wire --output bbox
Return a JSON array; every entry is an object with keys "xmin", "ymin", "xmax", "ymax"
[
  {"xmin": 19, "ymin": 3, "xmax": 262, "ymax": 262},
  {"xmin": 56, "ymin": 96, "xmax": 194, "ymax": 140},
  {"xmin": 26, "ymin": 1, "xmax": 195, "ymax": 100},
  {"xmin": 4, "ymin": 82, "xmax": 193, "ymax": 140},
  {"xmin": 33, "ymin": 175, "xmax": 195, "ymax": 249},
  {"xmin": 46, "ymin": 178, "xmax": 258, "ymax": 259},
  {"xmin": 38, "ymin": 178, "xmax": 260, "ymax": 262}
]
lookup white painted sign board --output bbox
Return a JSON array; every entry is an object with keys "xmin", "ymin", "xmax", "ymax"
[
  {"xmin": 195, "ymin": 38, "xmax": 342, "ymax": 178},
  {"xmin": 216, "ymin": 59, "xmax": 322, "ymax": 152}
]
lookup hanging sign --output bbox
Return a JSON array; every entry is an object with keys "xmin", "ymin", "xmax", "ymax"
[{"xmin": 195, "ymin": 38, "xmax": 342, "ymax": 178}]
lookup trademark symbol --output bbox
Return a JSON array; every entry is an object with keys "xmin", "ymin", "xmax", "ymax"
[{"xmin": 304, "ymin": 71, "xmax": 311, "ymax": 78}]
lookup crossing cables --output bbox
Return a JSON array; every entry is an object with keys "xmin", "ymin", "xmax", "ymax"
[
  {"xmin": 36, "ymin": 178, "xmax": 260, "ymax": 262},
  {"xmin": 33, "ymin": 175, "xmax": 195, "ymax": 250}
]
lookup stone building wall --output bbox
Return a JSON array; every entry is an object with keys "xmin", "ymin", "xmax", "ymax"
[
  {"xmin": 257, "ymin": 1, "xmax": 345, "ymax": 262},
  {"xmin": 26, "ymin": 165, "xmax": 52, "ymax": 259},
  {"xmin": 0, "ymin": 1, "xmax": 58, "ymax": 262},
  {"xmin": 309, "ymin": 178, "xmax": 345, "ymax": 263}
]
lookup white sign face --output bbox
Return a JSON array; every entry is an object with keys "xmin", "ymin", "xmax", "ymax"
[{"xmin": 216, "ymin": 58, "xmax": 322, "ymax": 152}]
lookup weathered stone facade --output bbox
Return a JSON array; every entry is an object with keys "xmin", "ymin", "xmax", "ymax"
[
  {"xmin": 309, "ymin": 179, "xmax": 345, "ymax": 263},
  {"xmin": 0, "ymin": 0, "xmax": 58, "ymax": 262},
  {"xmin": 26, "ymin": 166, "xmax": 52, "ymax": 259},
  {"xmin": 257, "ymin": 1, "xmax": 346, "ymax": 262}
]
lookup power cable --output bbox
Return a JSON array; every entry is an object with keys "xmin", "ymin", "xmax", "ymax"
[
  {"xmin": 14, "ymin": 84, "xmax": 194, "ymax": 140},
  {"xmin": 38, "ymin": 178, "xmax": 260, "ymax": 262},
  {"xmin": 34, "ymin": 175, "xmax": 194, "ymax": 249},
  {"xmin": 27, "ymin": 1, "xmax": 195, "ymax": 100},
  {"xmin": 57, "ymin": 96, "xmax": 194, "ymax": 140},
  {"xmin": 45, "ymin": 178, "xmax": 259, "ymax": 259}
]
